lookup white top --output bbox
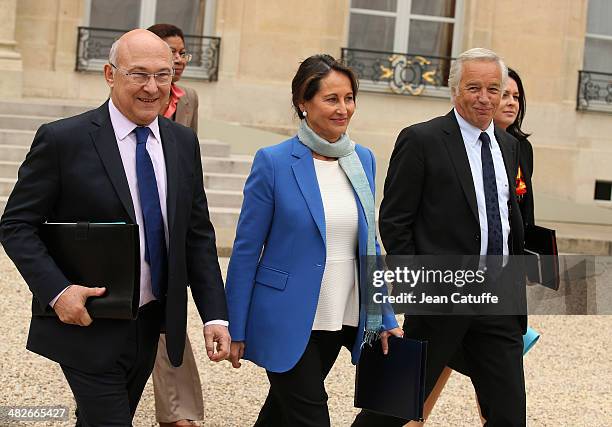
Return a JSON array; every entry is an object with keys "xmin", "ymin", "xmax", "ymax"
[
  {"xmin": 454, "ymin": 109, "xmax": 510, "ymax": 257},
  {"xmin": 311, "ymin": 158, "xmax": 360, "ymax": 330}
]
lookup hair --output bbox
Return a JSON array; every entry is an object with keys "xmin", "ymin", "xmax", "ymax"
[
  {"xmin": 108, "ymin": 38, "xmax": 120, "ymax": 65},
  {"xmin": 147, "ymin": 23, "xmax": 185, "ymax": 42},
  {"xmin": 504, "ymin": 68, "xmax": 531, "ymax": 140},
  {"xmin": 448, "ymin": 47, "xmax": 508, "ymax": 103},
  {"xmin": 291, "ymin": 54, "xmax": 358, "ymax": 119}
]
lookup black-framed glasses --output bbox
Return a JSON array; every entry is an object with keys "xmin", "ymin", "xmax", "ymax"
[{"xmin": 110, "ymin": 63, "xmax": 174, "ymax": 85}]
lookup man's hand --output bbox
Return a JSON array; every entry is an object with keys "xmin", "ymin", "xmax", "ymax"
[
  {"xmin": 229, "ymin": 341, "xmax": 245, "ymax": 368},
  {"xmin": 380, "ymin": 327, "xmax": 404, "ymax": 355},
  {"xmin": 203, "ymin": 324, "xmax": 231, "ymax": 362},
  {"xmin": 53, "ymin": 285, "xmax": 106, "ymax": 326}
]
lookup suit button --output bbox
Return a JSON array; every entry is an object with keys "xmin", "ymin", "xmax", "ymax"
[
  {"xmin": 475, "ymin": 235, "xmax": 480, "ymax": 240},
  {"xmin": 316, "ymin": 263, "xmax": 323, "ymax": 268}
]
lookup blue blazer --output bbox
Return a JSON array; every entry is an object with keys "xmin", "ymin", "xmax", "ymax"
[{"xmin": 226, "ymin": 136, "xmax": 398, "ymax": 373}]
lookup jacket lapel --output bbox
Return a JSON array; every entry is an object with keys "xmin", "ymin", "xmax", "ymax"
[
  {"xmin": 290, "ymin": 138, "xmax": 326, "ymax": 245},
  {"xmin": 441, "ymin": 111, "xmax": 479, "ymax": 222},
  {"xmin": 90, "ymin": 102, "xmax": 137, "ymax": 224},
  {"xmin": 159, "ymin": 117, "xmax": 178, "ymax": 235}
]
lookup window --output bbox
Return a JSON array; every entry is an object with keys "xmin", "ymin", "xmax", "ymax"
[
  {"xmin": 79, "ymin": 0, "xmax": 219, "ymax": 80},
  {"xmin": 583, "ymin": 0, "xmax": 612, "ymax": 73},
  {"xmin": 594, "ymin": 181, "xmax": 612, "ymax": 201},
  {"xmin": 86, "ymin": 0, "xmax": 215, "ymax": 36},
  {"xmin": 349, "ymin": 0, "xmax": 460, "ymax": 58},
  {"xmin": 345, "ymin": 0, "xmax": 463, "ymax": 95},
  {"xmin": 577, "ymin": 0, "xmax": 612, "ymax": 112}
]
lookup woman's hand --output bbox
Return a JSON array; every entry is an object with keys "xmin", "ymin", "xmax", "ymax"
[
  {"xmin": 380, "ymin": 327, "xmax": 404, "ymax": 355},
  {"xmin": 229, "ymin": 341, "xmax": 245, "ymax": 368}
]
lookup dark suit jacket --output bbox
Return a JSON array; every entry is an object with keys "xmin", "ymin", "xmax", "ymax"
[
  {"xmin": 517, "ymin": 136, "xmax": 534, "ymax": 227},
  {"xmin": 379, "ymin": 110, "xmax": 526, "ymax": 330},
  {"xmin": 0, "ymin": 102, "xmax": 227, "ymax": 372}
]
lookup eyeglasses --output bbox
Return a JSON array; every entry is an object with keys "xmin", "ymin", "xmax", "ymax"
[
  {"xmin": 110, "ymin": 63, "xmax": 174, "ymax": 85},
  {"xmin": 172, "ymin": 50, "xmax": 193, "ymax": 63}
]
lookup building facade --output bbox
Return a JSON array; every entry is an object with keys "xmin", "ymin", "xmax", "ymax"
[{"xmin": 2, "ymin": 0, "xmax": 612, "ymax": 213}]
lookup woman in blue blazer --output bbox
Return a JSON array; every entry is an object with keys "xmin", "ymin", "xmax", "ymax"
[{"xmin": 226, "ymin": 54, "xmax": 403, "ymax": 426}]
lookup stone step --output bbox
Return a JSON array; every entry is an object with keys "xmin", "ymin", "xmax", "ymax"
[
  {"xmin": 0, "ymin": 177, "xmax": 15, "ymax": 195},
  {"xmin": 206, "ymin": 189, "xmax": 244, "ymax": 208},
  {"xmin": 0, "ymin": 139, "xmax": 230, "ymax": 160},
  {"xmin": 0, "ymin": 114, "xmax": 57, "ymax": 131},
  {"xmin": 0, "ymin": 131, "xmax": 231, "ymax": 158},
  {"xmin": 0, "ymin": 200, "xmax": 240, "ymax": 233},
  {"xmin": 203, "ymin": 172, "xmax": 248, "ymax": 191},
  {"xmin": 0, "ymin": 129, "xmax": 36, "ymax": 146},
  {"xmin": 209, "ymin": 206, "xmax": 240, "ymax": 229},
  {"xmin": 0, "ymin": 100, "xmax": 91, "ymax": 118},
  {"xmin": 0, "ymin": 184, "xmax": 244, "ymax": 213},
  {"xmin": 0, "ymin": 145, "xmax": 29, "ymax": 162},
  {"xmin": 202, "ymin": 156, "xmax": 253, "ymax": 175},
  {"xmin": 0, "ymin": 173, "xmax": 249, "ymax": 196},
  {"xmin": 0, "ymin": 161, "xmax": 19, "ymax": 179},
  {"xmin": 199, "ymin": 139, "xmax": 231, "ymax": 158}
]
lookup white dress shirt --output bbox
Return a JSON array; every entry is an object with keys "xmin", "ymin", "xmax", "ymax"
[
  {"xmin": 453, "ymin": 108, "xmax": 510, "ymax": 257},
  {"xmin": 109, "ymin": 99, "xmax": 167, "ymax": 307}
]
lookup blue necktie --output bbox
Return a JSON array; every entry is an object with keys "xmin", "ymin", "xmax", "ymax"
[
  {"xmin": 480, "ymin": 132, "xmax": 503, "ymax": 260},
  {"xmin": 134, "ymin": 126, "xmax": 167, "ymax": 299}
]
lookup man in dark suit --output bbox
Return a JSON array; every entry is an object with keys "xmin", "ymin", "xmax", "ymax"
[
  {"xmin": 353, "ymin": 48, "xmax": 527, "ymax": 426},
  {"xmin": 0, "ymin": 29, "xmax": 229, "ymax": 425}
]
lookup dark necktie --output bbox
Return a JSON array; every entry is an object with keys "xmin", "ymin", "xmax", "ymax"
[
  {"xmin": 134, "ymin": 126, "xmax": 167, "ymax": 299},
  {"xmin": 480, "ymin": 132, "xmax": 503, "ymax": 259}
]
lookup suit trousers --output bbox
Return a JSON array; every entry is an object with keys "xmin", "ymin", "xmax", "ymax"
[
  {"xmin": 61, "ymin": 301, "xmax": 162, "ymax": 426},
  {"xmin": 254, "ymin": 326, "xmax": 357, "ymax": 427},
  {"xmin": 352, "ymin": 315, "xmax": 525, "ymax": 427},
  {"xmin": 153, "ymin": 333, "xmax": 204, "ymax": 422}
]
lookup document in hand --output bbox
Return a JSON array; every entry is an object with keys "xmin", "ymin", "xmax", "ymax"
[
  {"xmin": 524, "ymin": 225, "xmax": 560, "ymax": 290},
  {"xmin": 32, "ymin": 222, "xmax": 140, "ymax": 319},
  {"xmin": 355, "ymin": 336, "xmax": 427, "ymax": 421}
]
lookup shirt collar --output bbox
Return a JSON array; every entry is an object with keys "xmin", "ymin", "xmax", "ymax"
[
  {"xmin": 108, "ymin": 98, "xmax": 162, "ymax": 144},
  {"xmin": 453, "ymin": 108, "xmax": 495, "ymax": 146}
]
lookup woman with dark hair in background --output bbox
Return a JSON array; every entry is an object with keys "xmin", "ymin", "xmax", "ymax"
[
  {"xmin": 225, "ymin": 54, "xmax": 403, "ymax": 427},
  {"xmin": 404, "ymin": 67, "xmax": 538, "ymax": 427},
  {"xmin": 495, "ymin": 67, "xmax": 534, "ymax": 227},
  {"xmin": 148, "ymin": 23, "xmax": 203, "ymax": 427}
]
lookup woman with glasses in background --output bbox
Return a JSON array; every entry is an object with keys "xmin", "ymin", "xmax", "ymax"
[{"xmin": 147, "ymin": 23, "xmax": 202, "ymax": 427}]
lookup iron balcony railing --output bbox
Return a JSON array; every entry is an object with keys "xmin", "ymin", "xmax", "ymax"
[
  {"xmin": 76, "ymin": 26, "xmax": 220, "ymax": 81},
  {"xmin": 341, "ymin": 47, "xmax": 452, "ymax": 97},
  {"xmin": 577, "ymin": 70, "xmax": 612, "ymax": 113}
]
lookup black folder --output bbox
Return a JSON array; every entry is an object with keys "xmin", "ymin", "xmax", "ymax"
[
  {"xmin": 32, "ymin": 222, "xmax": 140, "ymax": 320},
  {"xmin": 355, "ymin": 336, "xmax": 427, "ymax": 421},
  {"xmin": 524, "ymin": 225, "xmax": 560, "ymax": 290}
]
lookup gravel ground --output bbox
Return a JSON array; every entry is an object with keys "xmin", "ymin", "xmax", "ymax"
[{"xmin": 1, "ymin": 252, "xmax": 611, "ymax": 426}]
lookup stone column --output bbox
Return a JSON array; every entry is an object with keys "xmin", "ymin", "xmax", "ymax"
[{"xmin": 0, "ymin": 0, "xmax": 22, "ymax": 97}]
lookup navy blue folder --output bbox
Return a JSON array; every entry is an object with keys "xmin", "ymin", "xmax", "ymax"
[{"xmin": 355, "ymin": 336, "xmax": 427, "ymax": 421}]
